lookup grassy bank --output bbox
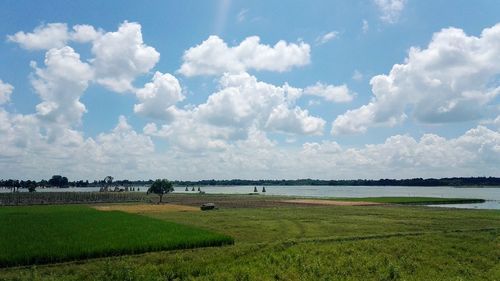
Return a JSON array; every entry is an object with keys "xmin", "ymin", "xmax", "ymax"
[
  {"xmin": 0, "ymin": 205, "xmax": 233, "ymax": 267},
  {"xmin": 327, "ymin": 197, "xmax": 486, "ymax": 205},
  {"xmin": 1, "ymin": 195, "xmax": 499, "ymax": 280}
]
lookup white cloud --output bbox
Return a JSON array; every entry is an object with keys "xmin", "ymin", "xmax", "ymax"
[
  {"xmin": 352, "ymin": 70, "xmax": 363, "ymax": 81},
  {"xmin": 7, "ymin": 23, "xmax": 69, "ymax": 50},
  {"xmin": 178, "ymin": 35, "xmax": 310, "ymax": 76},
  {"xmin": 362, "ymin": 19, "xmax": 369, "ymax": 33},
  {"xmin": 0, "ymin": 80, "xmax": 14, "ymax": 104},
  {"xmin": 134, "ymin": 72, "xmax": 184, "ymax": 120},
  {"xmin": 197, "ymin": 73, "xmax": 323, "ymax": 134},
  {"xmin": 301, "ymin": 125, "xmax": 500, "ymax": 179},
  {"xmin": 71, "ymin": 24, "xmax": 102, "ymax": 43},
  {"xmin": 237, "ymin": 9, "xmax": 248, "ymax": 23},
  {"xmin": 304, "ymin": 82, "xmax": 354, "ymax": 103},
  {"xmin": 265, "ymin": 105, "xmax": 325, "ymax": 135},
  {"xmin": 91, "ymin": 22, "xmax": 160, "ymax": 93},
  {"xmin": 374, "ymin": 0, "xmax": 406, "ymax": 23},
  {"xmin": 31, "ymin": 46, "xmax": 93, "ymax": 131},
  {"xmin": 144, "ymin": 73, "xmax": 325, "ymax": 151},
  {"xmin": 333, "ymin": 23, "xmax": 500, "ymax": 135},
  {"xmin": 92, "ymin": 116, "xmax": 155, "ymax": 162},
  {"xmin": 490, "ymin": 116, "xmax": 500, "ymax": 129},
  {"xmin": 0, "ymin": 111, "xmax": 157, "ymax": 179},
  {"xmin": 8, "ymin": 22, "xmax": 158, "ymax": 94},
  {"xmin": 1, "ymin": 98, "xmax": 499, "ymax": 179},
  {"xmin": 315, "ymin": 31, "xmax": 339, "ymax": 45}
]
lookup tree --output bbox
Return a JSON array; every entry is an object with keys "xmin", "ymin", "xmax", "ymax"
[
  {"xmin": 48, "ymin": 175, "xmax": 68, "ymax": 188},
  {"xmin": 147, "ymin": 179, "xmax": 174, "ymax": 203},
  {"xmin": 103, "ymin": 176, "xmax": 113, "ymax": 191}
]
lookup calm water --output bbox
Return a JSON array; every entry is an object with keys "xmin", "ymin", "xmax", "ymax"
[
  {"xmin": 179, "ymin": 185, "xmax": 500, "ymax": 210},
  {"xmin": 1, "ymin": 185, "xmax": 499, "ymax": 210}
]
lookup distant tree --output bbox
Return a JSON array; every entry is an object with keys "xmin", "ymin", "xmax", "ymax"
[
  {"xmin": 103, "ymin": 176, "xmax": 113, "ymax": 191},
  {"xmin": 48, "ymin": 175, "xmax": 68, "ymax": 188},
  {"xmin": 26, "ymin": 181, "xmax": 36, "ymax": 192},
  {"xmin": 147, "ymin": 179, "xmax": 174, "ymax": 203},
  {"xmin": 104, "ymin": 176, "xmax": 113, "ymax": 186}
]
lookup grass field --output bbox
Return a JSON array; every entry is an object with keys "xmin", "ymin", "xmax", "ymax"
[
  {"xmin": 1, "ymin": 195, "xmax": 499, "ymax": 280},
  {"xmin": 0, "ymin": 205, "xmax": 233, "ymax": 267},
  {"xmin": 327, "ymin": 197, "xmax": 486, "ymax": 204}
]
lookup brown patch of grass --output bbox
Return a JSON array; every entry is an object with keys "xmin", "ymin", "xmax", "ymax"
[{"xmin": 92, "ymin": 203, "xmax": 200, "ymax": 213}]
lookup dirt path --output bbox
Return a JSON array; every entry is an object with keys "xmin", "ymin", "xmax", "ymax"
[{"xmin": 280, "ymin": 199, "xmax": 382, "ymax": 206}]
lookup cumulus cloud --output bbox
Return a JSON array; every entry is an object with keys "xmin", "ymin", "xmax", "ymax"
[
  {"xmin": 31, "ymin": 46, "xmax": 93, "ymax": 132},
  {"xmin": 315, "ymin": 31, "xmax": 339, "ymax": 45},
  {"xmin": 8, "ymin": 22, "xmax": 158, "ymax": 94},
  {"xmin": 333, "ymin": 23, "xmax": 500, "ymax": 135},
  {"xmin": 71, "ymin": 24, "xmax": 102, "ymax": 43},
  {"xmin": 265, "ymin": 105, "xmax": 325, "ymax": 135},
  {"xmin": 178, "ymin": 35, "xmax": 310, "ymax": 76},
  {"xmin": 0, "ymin": 111, "xmax": 156, "ymax": 179},
  {"xmin": 301, "ymin": 125, "xmax": 500, "ymax": 179},
  {"xmin": 7, "ymin": 23, "xmax": 69, "ymax": 50},
  {"xmin": 144, "ymin": 73, "xmax": 325, "ymax": 151},
  {"xmin": 0, "ymin": 80, "xmax": 14, "ymax": 104},
  {"xmin": 374, "ymin": 0, "xmax": 406, "ymax": 23},
  {"xmin": 1, "ymin": 98, "xmax": 499, "ymax": 179},
  {"xmin": 304, "ymin": 82, "xmax": 354, "ymax": 103},
  {"xmin": 134, "ymin": 72, "xmax": 184, "ymax": 120},
  {"xmin": 91, "ymin": 22, "xmax": 160, "ymax": 93}
]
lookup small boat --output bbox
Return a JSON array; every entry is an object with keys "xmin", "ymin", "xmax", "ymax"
[
  {"xmin": 262, "ymin": 186, "xmax": 266, "ymax": 192},
  {"xmin": 253, "ymin": 186, "xmax": 258, "ymax": 192}
]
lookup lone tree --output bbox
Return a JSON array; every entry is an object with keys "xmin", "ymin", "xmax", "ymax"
[
  {"xmin": 147, "ymin": 179, "xmax": 174, "ymax": 203},
  {"xmin": 103, "ymin": 176, "xmax": 113, "ymax": 191}
]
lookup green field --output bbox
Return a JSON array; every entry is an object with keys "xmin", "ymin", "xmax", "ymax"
[
  {"xmin": 0, "ymin": 205, "xmax": 233, "ymax": 267},
  {"xmin": 1, "ymin": 195, "xmax": 500, "ymax": 280},
  {"xmin": 328, "ymin": 196, "xmax": 485, "ymax": 204}
]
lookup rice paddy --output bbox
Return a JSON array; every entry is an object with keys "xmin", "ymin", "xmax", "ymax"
[{"xmin": 0, "ymin": 205, "xmax": 232, "ymax": 267}]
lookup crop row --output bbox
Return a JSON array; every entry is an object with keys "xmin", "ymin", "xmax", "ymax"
[{"xmin": 0, "ymin": 192, "xmax": 149, "ymax": 206}]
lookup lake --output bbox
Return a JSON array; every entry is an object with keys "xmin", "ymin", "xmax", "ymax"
[
  {"xmin": 1, "ymin": 185, "xmax": 499, "ymax": 209},
  {"xmin": 179, "ymin": 185, "xmax": 500, "ymax": 210}
]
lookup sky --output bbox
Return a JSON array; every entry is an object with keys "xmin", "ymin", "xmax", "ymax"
[{"xmin": 0, "ymin": 0, "xmax": 499, "ymax": 181}]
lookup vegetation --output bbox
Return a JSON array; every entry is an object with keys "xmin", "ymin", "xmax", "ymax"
[
  {"xmin": 0, "ymin": 205, "xmax": 233, "ymax": 267},
  {"xmin": 147, "ymin": 179, "xmax": 174, "ymax": 203},
  {"xmin": 47, "ymin": 175, "xmax": 69, "ymax": 188},
  {"xmin": 174, "ymin": 177, "xmax": 500, "ymax": 187},
  {"xmin": 0, "ymin": 192, "xmax": 151, "ymax": 206},
  {"xmin": 327, "ymin": 197, "xmax": 486, "ymax": 204},
  {"xmin": 0, "ymin": 195, "xmax": 499, "ymax": 280},
  {"xmin": 2, "ymin": 176, "xmax": 500, "ymax": 191}
]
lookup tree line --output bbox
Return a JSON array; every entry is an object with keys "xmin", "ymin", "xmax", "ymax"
[
  {"xmin": 173, "ymin": 177, "xmax": 500, "ymax": 187},
  {"xmin": 1, "ymin": 176, "xmax": 499, "ymax": 190},
  {"xmin": 0, "ymin": 175, "xmax": 155, "ymax": 191}
]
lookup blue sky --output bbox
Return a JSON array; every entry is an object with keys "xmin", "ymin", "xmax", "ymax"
[{"xmin": 0, "ymin": 0, "xmax": 499, "ymax": 180}]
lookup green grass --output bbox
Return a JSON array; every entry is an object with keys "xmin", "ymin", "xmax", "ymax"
[
  {"xmin": 0, "ymin": 205, "xmax": 233, "ymax": 267},
  {"xmin": 1, "ymin": 197, "xmax": 500, "ymax": 280},
  {"xmin": 327, "ymin": 197, "xmax": 486, "ymax": 204}
]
